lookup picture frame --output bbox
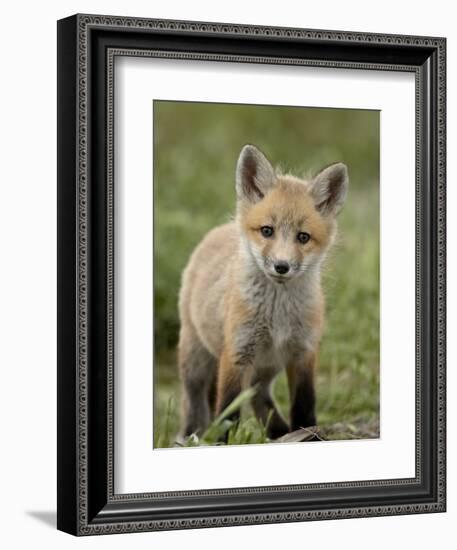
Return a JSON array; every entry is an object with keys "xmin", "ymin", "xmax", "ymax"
[{"xmin": 57, "ymin": 13, "xmax": 446, "ymax": 535}]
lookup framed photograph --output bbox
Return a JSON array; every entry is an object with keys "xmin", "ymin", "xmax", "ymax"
[{"xmin": 57, "ymin": 14, "xmax": 446, "ymax": 535}]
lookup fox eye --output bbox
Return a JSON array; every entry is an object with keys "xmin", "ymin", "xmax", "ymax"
[
  {"xmin": 260, "ymin": 226, "xmax": 274, "ymax": 238},
  {"xmin": 297, "ymin": 231, "xmax": 311, "ymax": 244}
]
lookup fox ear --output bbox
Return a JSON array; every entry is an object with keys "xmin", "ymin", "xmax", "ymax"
[
  {"xmin": 236, "ymin": 145, "xmax": 276, "ymax": 203},
  {"xmin": 311, "ymin": 163, "xmax": 348, "ymax": 216}
]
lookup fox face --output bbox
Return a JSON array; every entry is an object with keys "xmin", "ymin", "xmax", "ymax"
[{"xmin": 236, "ymin": 145, "xmax": 348, "ymax": 283}]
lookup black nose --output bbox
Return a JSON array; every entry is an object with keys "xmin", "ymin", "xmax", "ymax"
[{"xmin": 274, "ymin": 261, "xmax": 290, "ymax": 275}]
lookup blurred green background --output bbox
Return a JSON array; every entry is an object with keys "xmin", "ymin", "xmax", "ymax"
[{"xmin": 153, "ymin": 101, "xmax": 380, "ymax": 447}]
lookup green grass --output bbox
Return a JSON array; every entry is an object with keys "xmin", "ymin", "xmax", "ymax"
[{"xmin": 153, "ymin": 101, "xmax": 380, "ymax": 448}]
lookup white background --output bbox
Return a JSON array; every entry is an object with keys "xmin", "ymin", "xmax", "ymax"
[
  {"xmin": 0, "ymin": 0, "xmax": 454, "ymax": 548},
  {"xmin": 115, "ymin": 59, "xmax": 415, "ymax": 493}
]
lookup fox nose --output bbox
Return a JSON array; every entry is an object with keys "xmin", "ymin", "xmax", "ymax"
[{"xmin": 274, "ymin": 261, "xmax": 290, "ymax": 275}]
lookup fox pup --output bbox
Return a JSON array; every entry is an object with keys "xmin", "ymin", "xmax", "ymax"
[{"xmin": 178, "ymin": 144, "xmax": 348, "ymax": 440}]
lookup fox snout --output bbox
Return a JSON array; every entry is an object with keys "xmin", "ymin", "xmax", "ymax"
[
  {"xmin": 269, "ymin": 260, "xmax": 292, "ymax": 284},
  {"xmin": 266, "ymin": 256, "xmax": 300, "ymax": 282},
  {"xmin": 273, "ymin": 261, "xmax": 290, "ymax": 275}
]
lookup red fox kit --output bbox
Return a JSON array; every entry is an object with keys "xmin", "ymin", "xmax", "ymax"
[{"xmin": 178, "ymin": 144, "xmax": 348, "ymax": 440}]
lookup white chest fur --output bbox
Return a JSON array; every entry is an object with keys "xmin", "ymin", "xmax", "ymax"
[{"xmin": 238, "ymin": 271, "xmax": 320, "ymax": 373}]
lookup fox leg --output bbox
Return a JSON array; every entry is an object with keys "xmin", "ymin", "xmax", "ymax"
[
  {"xmin": 250, "ymin": 370, "xmax": 290, "ymax": 439},
  {"xmin": 287, "ymin": 351, "xmax": 317, "ymax": 430},
  {"xmin": 178, "ymin": 325, "xmax": 217, "ymax": 439},
  {"xmin": 215, "ymin": 348, "xmax": 243, "ymax": 423}
]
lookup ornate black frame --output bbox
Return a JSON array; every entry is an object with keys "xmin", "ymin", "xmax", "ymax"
[{"xmin": 57, "ymin": 14, "xmax": 446, "ymax": 535}]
